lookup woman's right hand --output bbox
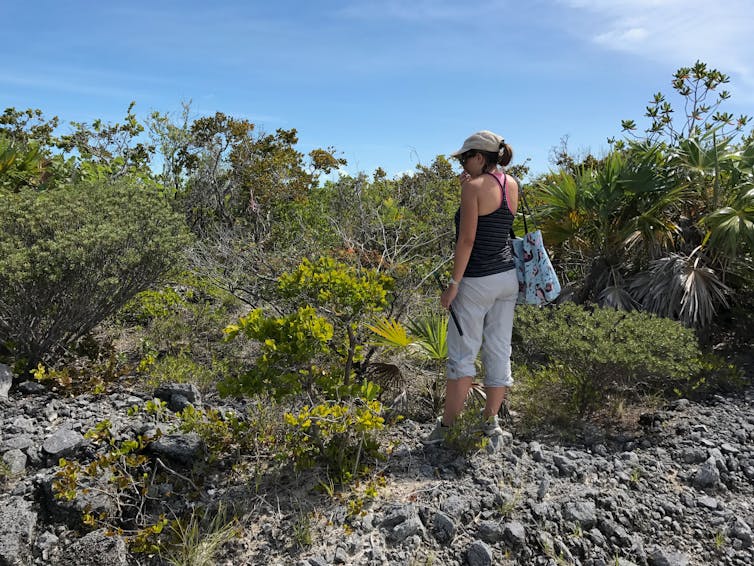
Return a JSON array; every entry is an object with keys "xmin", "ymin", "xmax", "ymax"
[{"xmin": 440, "ymin": 284, "xmax": 458, "ymax": 310}]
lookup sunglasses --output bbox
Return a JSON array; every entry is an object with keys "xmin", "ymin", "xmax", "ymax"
[{"xmin": 459, "ymin": 151, "xmax": 477, "ymax": 165}]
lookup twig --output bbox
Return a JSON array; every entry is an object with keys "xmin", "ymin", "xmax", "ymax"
[{"xmin": 154, "ymin": 458, "xmax": 200, "ymax": 491}]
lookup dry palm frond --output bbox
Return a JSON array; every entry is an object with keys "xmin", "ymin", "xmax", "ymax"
[
  {"xmin": 363, "ymin": 362, "xmax": 406, "ymax": 392},
  {"xmin": 629, "ymin": 251, "xmax": 730, "ymax": 327},
  {"xmin": 597, "ymin": 285, "xmax": 638, "ymax": 310}
]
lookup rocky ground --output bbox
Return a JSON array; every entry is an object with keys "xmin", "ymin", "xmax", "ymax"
[{"xmin": 1, "ymin": 362, "xmax": 753, "ymax": 566}]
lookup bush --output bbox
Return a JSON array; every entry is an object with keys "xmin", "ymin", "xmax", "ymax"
[
  {"xmin": 512, "ymin": 304, "xmax": 706, "ymax": 417},
  {"xmin": 0, "ymin": 180, "xmax": 190, "ymax": 369},
  {"xmin": 221, "ymin": 306, "xmax": 334, "ymax": 399},
  {"xmin": 283, "ymin": 382, "xmax": 385, "ymax": 484}
]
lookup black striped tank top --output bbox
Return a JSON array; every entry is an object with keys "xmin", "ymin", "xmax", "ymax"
[{"xmin": 454, "ymin": 171, "xmax": 515, "ymax": 277}]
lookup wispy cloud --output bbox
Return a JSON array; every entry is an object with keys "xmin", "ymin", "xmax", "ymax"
[
  {"xmin": 558, "ymin": 0, "xmax": 754, "ymax": 99},
  {"xmin": 0, "ymin": 71, "xmax": 148, "ymax": 100},
  {"xmin": 334, "ymin": 0, "xmax": 501, "ymax": 23}
]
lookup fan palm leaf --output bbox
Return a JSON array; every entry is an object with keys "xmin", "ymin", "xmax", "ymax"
[
  {"xmin": 629, "ymin": 252, "xmax": 730, "ymax": 327},
  {"xmin": 406, "ymin": 314, "xmax": 448, "ymax": 361},
  {"xmin": 701, "ymin": 186, "xmax": 754, "ymax": 257},
  {"xmin": 365, "ymin": 317, "xmax": 413, "ymax": 348}
]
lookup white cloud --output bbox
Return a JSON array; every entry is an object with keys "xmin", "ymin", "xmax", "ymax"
[{"xmin": 558, "ymin": 0, "xmax": 754, "ymax": 100}]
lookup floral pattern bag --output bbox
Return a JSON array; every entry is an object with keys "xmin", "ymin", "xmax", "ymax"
[{"xmin": 510, "ymin": 184, "xmax": 561, "ymax": 305}]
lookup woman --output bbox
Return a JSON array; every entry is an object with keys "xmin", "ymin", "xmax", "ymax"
[{"xmin": 423, "ymin": 130, "xmax": 518, "ymax": 445}]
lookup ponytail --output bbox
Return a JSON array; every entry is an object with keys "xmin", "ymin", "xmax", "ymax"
[
  {"xmin": 497, "ymin": 142, "xmax": 513, "ymax": 166},
  {"xmin": 479, "ymin": 140, "xmax": 514, "ymax": 171}
]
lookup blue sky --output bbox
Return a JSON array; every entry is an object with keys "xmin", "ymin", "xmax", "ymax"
[{"xmin": 3, "ymin": 0, "xmax": 754, "ymax": 180}]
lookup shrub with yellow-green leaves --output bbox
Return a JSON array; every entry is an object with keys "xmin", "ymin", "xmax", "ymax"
[
  {"xmin": 221, "ymin": 305, "xmax": 334, "ymax": 399},
  {"xmin": 283, "ymin": 382, "xmax": 385, "ymax": 483},
  {"xmin": 277, "ymin": 256, "xmax": 393, "ymax": 384}
]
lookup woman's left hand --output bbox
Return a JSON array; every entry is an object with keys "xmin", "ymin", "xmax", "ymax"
[{"xmin": 440, "ymin": 285, "xmax": 458, "ymax": 310}]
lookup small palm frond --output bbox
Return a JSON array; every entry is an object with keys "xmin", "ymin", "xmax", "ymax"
[
  {"xmin": 701, "ymin": 186, "xmax": 754, "ymax": 258},
  {"xmin": 365, "ymin": 317, "xmax": 413, "ymax": 348},
  {"xmin": 467, "ymin": 382, "xmax": 486, "ymax": 407},
  {"xmin": 407, "ymin": 314, "xmax": 448, "ymax": 361},
  {"xmin": 630, "ymin": 254, "xmax": 687, "ymax": 319}
]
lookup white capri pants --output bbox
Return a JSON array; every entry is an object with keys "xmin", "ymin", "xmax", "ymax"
[{"xmin": 446, "ymin": 269, "xmax": 518, "ymax": 387}]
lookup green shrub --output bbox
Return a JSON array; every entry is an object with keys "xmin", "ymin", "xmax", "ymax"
[
  {"xmin": 283, "ymin": 382, "xmax": 385, "ymax": 484},
  {"xmin": 0, "ymin": 180, "xmax": 190, "ymax": 369},
  {"xmin": 277, "ymin": 256, "xmax": 393, "ymax": 384},
  {"xmin": 141, "ymin": 353, "xmax": 228, "ymax": 393},
  {"xmin": 443, "ymin": 409, "xmax": 490, "ymax": 455},
  {"xmin": 221, "ymin": 306, "xmax": 334, "ymax": 399},
  {"xmin": 512, "ymin": 304, "xmax": 706, "ymax": 416}
]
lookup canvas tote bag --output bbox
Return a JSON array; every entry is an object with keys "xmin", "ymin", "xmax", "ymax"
[{"xmin": 510, "ymin": 181, "xmax": 561, "ymax": 305}]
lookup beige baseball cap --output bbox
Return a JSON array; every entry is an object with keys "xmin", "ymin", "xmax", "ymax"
[{"xmin": 450, "ymin": 130, "xmax": 504, "ymax": 157}]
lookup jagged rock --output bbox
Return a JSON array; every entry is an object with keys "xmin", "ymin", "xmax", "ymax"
[
  {"xmin": 154, "ymin": 382, "xmax": 201, "ymax": 411},
  {"xmin": 503, "ymin": 521, "xmax": 526, "ymax": 547},
  {"xmin": 563, "ymin": 500, "xmax": 597, "ymax": 528},
  {"xmin": 728, "ymin": 517, "xmax": 753, "ymax": 547},
  {"xmin": 149, "ymin": 432, "xmax": 205, "ymax": 465},
  {"xmin": 466, "ymin": 539, "xmax": 493, "ymax": 566},
  {"xmin": 34, "ymin": 529, "xmax": 60, "ymax": 563},
  {"xmin": 553, "ymin": 453, "xmax": 578, "ymax": 476},
  {"xmin": 477, "ymin": 520, "xmax": 504, "ymax": 543},
  {"xmin": 56, "ymin": 528, "xmax": 128, "ymax": 565},
  {"xmin": 441, "ymin": 494, "xmax": 472, "ymax": 519},
  {"xmin": 0, "ymin": 363, "xmax": 12, "ymax": 398},
  {"xmin": 647, "ymin": 546, "xmax": 689, "ymax": 566},
  {"xmin": 381, "ymin": 504, "xmax": 425, "ymax": 543},
  {"xmin": 528, "ymin": 440, "xmax": 543, "ymax": 461},
  {"xmin": 2, "ymin": 435, "xmax": 33, "ymax": 451},
  {"xmin": 2, "ymin": 449, "xmax": 27, "ymax": 475},
  {"xmin": 432, "ymin": 511, "xmax": 456, "ymax": 544},
  {"xmin": 0, "ymin": 497, "xmax": 37, "ymax": 566},
  {"xmin": 16, "ymin": 381, "xmax": 46, "ymax": 394},
  {"xmin": 42, "ymin": 428, "xmax": 85, "ymax": 459},
  {"xmin": 693, "ymin": 457, "xmax": 721, "ymax": 489}
]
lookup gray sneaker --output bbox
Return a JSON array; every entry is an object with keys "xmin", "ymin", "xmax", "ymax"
[
  {"xmin": 422, "ymin": 417, "xmax": 449, "ymax": 445},
  {"xmin": 482, "ymin": 415, "xmax": 504, "ymax": 438}
]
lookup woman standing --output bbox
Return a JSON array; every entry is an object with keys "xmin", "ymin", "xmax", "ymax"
[{"xmin": 423, "ymin": 130, "xmax": 518, "ymax": 445}]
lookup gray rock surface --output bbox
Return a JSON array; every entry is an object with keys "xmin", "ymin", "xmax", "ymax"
[
  {"xmin": 41, "ymin": 428, "xmax": 85, "ymax": 459},
  {"xmin": 0, "ymin": 363, "xmax": 12, "ymax": 398},
  {"xmin": 2, "ymin": 375, "xmax": 753, "ymax": 566},
  {"xmin": 55, "ymin": 529, "xmax": 128, "ymax": 566},
  {"xmin": 0, "ymin": 497, "xmax": 37, "ymax": 566}
]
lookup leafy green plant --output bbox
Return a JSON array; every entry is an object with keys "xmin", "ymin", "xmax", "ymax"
[
  {"xmin": 176, "ymin": 405, "xmax": 257, "ymax": 461},
  {"xmin": 278, "ymin": 256, "xmax": 393, "ymax": 384},
  {"xmin": 221, "ymin": 305, "xmax": 334, "ymax": 399},
  {"xmin": 443, "ymin": 409, "xmax": 489, "ymax": 455},
  {"xmin": 512, "ymin": 303, "xmax": 709, "ymax": 417},
  {"xmin": 0, "ymin": 179, "xmax": 190, "ymax": 370},
  {"xmin": 283, "ymin": 382, "xmax": 385, "ymax": 483},
  {"xmin": 291, "ymin": 508, "xmax": 314, "ymax": 549},
  {"xmin": 52, "ymin": 420, "xmax": 170, "ymax": 552}
]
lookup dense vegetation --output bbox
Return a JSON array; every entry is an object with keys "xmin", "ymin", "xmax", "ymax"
[{"xmin": 1, "ymin": 62, "xmax": 752, "ymax": 558}]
